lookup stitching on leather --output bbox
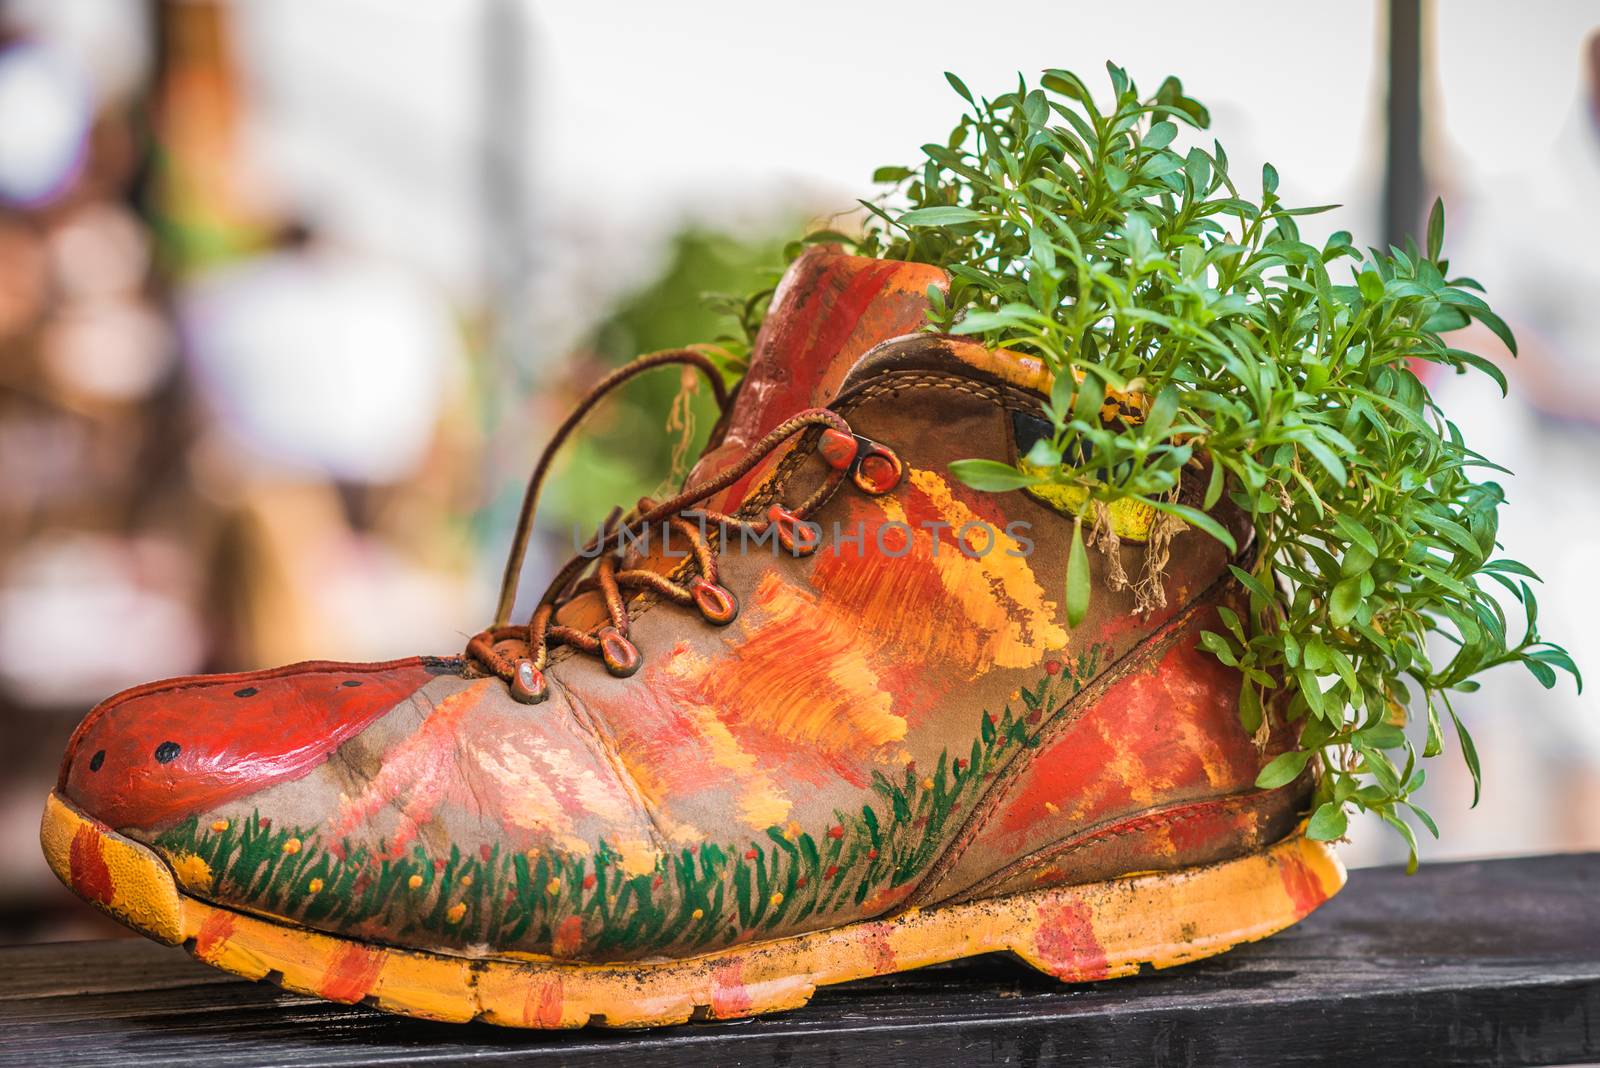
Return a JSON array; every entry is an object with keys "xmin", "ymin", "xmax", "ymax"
[
  {"xmin": 1040, "ymin": 792, "xmax": 1272, "ymax": 857},
  {"xmin": 907, "ymin": 570, "xmax": 1239, "ymax": 906},
  {"xmin": 955, "ymin": 786, "xmax": 1292, "ymax": 902},
  {"xmin": 836, "ymin": 370, "xmax": 1034, "ymax": 414}
]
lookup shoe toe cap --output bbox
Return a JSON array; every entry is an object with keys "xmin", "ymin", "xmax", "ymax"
[{"xmin": 61, "ymin": 658, "xmax": 454, "ymax": 832}]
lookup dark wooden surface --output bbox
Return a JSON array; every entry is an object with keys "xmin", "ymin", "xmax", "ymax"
[{"xmin": 1, "ymin": 853, "xmax": 1596, "ymax": 1067}]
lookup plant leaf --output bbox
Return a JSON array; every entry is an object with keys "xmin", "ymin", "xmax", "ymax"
[
  {"xmin": 897, "ymin": 206, "xmax": 985, "ymax": 227},
  {"xmin": 1066, "ymin": 517, "xmax": 1090, "ymax": 628},
  {"xmin": 1307, "ymin": 801, "xmax": 1348, "ymax": 841},
  {"xmin": 1256, "ymin": 749, "xmax": 1312, "ymax": 789},
  {"xmin": 944, "ymin": 71, "xmax": 976, "ymax": 106},
  {"xmin": 948, "ymin": 459, "xmax": 1038, "ymax": 492}
]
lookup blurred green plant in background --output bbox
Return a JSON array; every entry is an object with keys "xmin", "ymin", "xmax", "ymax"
[{"xmin": 539, "ymin": 226, "xmax": 787, "ymax": 533}]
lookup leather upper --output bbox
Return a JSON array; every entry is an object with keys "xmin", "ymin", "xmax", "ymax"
[{"xmin": 58, "ymin": 247, "xmax": 1307, "ymax": 962}]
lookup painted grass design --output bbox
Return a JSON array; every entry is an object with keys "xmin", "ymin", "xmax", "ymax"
[{"xmin": 154, "ymin": 647, "xmax": 1103, "ymax": 957}]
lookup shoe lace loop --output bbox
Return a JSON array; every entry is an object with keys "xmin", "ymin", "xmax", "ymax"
[{"xmin": 465, "ymin": 349, "xmax": 874, "ymax": 703}]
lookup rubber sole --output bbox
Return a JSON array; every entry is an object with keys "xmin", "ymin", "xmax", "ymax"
[{"xmin": 41, "ymin": 790, "xmax": 1345, "ymax": 1028}]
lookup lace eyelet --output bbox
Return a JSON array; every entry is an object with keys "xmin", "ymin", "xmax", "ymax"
[
  {"xmin": 689, "ymin": 576, "xmax": 739, "ymax": 625},
  {"xmin": 598, "ymin": 626, "xmax": 642, "ymax": 677},
  {"xmin": 852, "ymin": 442, "xmax": 903, "ymax": 495},
  {"xmin": 767, "ymin": 505, "xmax": 821, "ymax": 556},
  {"xmin": 510, "ymin": 658, "xmax": 549, "ymax": 704}
]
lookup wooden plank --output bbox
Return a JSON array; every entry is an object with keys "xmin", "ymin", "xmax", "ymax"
[{"xmin": 1, "ymin": 853, "xmax": 1596, "ymax": 1067}]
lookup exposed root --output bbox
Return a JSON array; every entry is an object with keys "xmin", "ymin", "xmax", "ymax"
[
  {"xmin": 662, "ymin": 366, "xmax": 701, "ymax": 491},
  {"xmin": 1251, "ymin": 689, "xmax": 1272, "ymax": 750},
  {"xmin": 1132, "ymin": 508, "xmax": 1185, "ymax": 615},
  {"xmin": 1090, "ymin": 500, "xmax": 1130, "ymax": 592}
]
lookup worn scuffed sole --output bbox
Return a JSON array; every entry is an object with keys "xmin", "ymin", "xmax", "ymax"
[{"xmin": 42, "ymin": 790, "xmax": 1344, "ymax": 1028}]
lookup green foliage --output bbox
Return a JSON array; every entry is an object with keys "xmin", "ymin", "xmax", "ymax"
[{"xmin": 787, "ymin": 64, "xmax": 1580, "ymax": 866}]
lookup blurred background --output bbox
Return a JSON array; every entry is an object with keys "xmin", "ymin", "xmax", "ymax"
[{"xmin": 0, "ymin": 0, "xmax": 1595, "ymax": 943}]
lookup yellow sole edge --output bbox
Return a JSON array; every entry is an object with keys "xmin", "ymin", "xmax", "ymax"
[{"xmin": 41, "ymin": 791, "xmax": 1345, "ymax": 1028}]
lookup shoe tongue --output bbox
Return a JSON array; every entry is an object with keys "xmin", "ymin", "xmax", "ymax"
[{"xmin": 688, "ymin": 246, "xmax": 947, "ymax": 510}]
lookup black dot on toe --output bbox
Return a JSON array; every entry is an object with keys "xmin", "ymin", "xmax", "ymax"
[
  {"xmin": 341, "ymin": 680, "xmax": 362, "ymax": 687},
  {"xmin": 154, "ymin": 741, "xmax": 181, "ymax": 764},
  {"xmin": 234, "ymin": 687, "xmax": 258, "ymax": 698},
  {"xmin": 88, "ymin": 750, "xmax": 105, "ymax": 772}
]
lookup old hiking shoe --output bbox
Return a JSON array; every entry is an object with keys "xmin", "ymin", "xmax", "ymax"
[{"xmin": 43, "ymin": 246, "xmax": 1345, "ymax": 1028}]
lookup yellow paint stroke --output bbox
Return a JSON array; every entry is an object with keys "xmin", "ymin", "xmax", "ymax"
[
  {"xmin": 470, "ymin": 741, "xmax": 593, "ymax": 857},
  {"xmin": 942, "ymin": 338, "xmax": 1052, "ymax": 392},
  {"xmin": 658, "ymin": 648, "xmax": 794, "ymax": 830},
  {"xmin": 734, "ymin": 574, "xmax": 907, "ymax": 752},
  {"xmin": 169, "ymin": 852, "xmax": 213, "ymax": 892},
  {"xmin": 1017, "ymin": 459, "xmax": 1156, "ymax": 541},
  {"xmin": 813, "ymin": 468, "xmax": 1067, "ymax": 678},
  {"xmin": 615, "ymin": 838, "xmax": 659, "ymax": 878},
  {"xmin": 909, "ymin": 468, "xmax": 1069, "ymax": 666},
  {"xmin": 627, "ymin": 575, "xmax": 907, "ymax": 834}
]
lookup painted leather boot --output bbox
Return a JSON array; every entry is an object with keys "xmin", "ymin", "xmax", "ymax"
[{"xmin": 43, "ymin": 246, "xmax": 1344, "ymax": 1028}]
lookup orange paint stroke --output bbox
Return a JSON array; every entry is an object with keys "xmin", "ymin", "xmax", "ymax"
[
  {"xmin": 810, "ymin": 468, "xmax": 1066, "ymax": 679},
  {"xmin": 1032, "ymin": 900, "xmax": 1110, "ymax": 981},
  {"xmin": 192, "ymin": 909, "xmax": 236, "ymax": 961},
  {"xmin": 652, "ymin": 648, "xmax": 794, "ymax": 830},
  {"xmin": 318, "ymin": 941, "xmax": 385, "ymax": 1003},
  {"xmin": 69, "ymin": 824, "xmax": 114, "ymax": 906},
  {"xmin": 643, "ymin": 574, "xmax": 907, "ymax": 788},
  {"xmin": 730, "ymin": 575, "xmax": 907, "ymax": 751},
  {"xmin": 710, "ymin": 958, "xmax": 753, "ymax": 1018},
  {"xmin": 1278, "ymin": 852, "xmax": 1327, "ymax": 918}
]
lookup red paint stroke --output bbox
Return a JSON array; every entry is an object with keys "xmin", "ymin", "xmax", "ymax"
[
  {"xmin": 1278, "ymin": 852, "xmax": 1326, "ymax": 918},
  {"xmin": 192, "ymin": 909, "xmax": 236, "ymax": 960},
  {"xmin": 1032, "ymin": 900, "xmax": 1110, "ymax": 981},
  {"xmin": 709, "ymin": 959, "xmax": 753, "ymax": 1018},
  {"xmin": 552, "ymin": 914, "xmax": 586, "ymax": 958},
  {"xmin": 861, "ymin": 921, "xmax": 897, "ymax": 975},
  {"xmin": 991, "ymin": 611, "xmax": 1257, "ymax": 851},
  {"xmin": 69, "ymin": 825, "xmax": 114, "ymax": 906},
  {"xmin": 318, "ymin": 942, "xmax": 385, "ymax": 1003},
  {"xmin": 525, "ymin": 977, "xmax": 564, "ymax": 1028}
]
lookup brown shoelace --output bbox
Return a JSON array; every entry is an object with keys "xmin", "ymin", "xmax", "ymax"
[{"xmin": 465, "ymin": 349, "xmax": 898, "ymax": 704}]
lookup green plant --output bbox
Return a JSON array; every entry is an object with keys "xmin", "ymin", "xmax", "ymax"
[{"xmin": 748, "ymin": 64, "xmax": 1581, "ymax": 867}]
